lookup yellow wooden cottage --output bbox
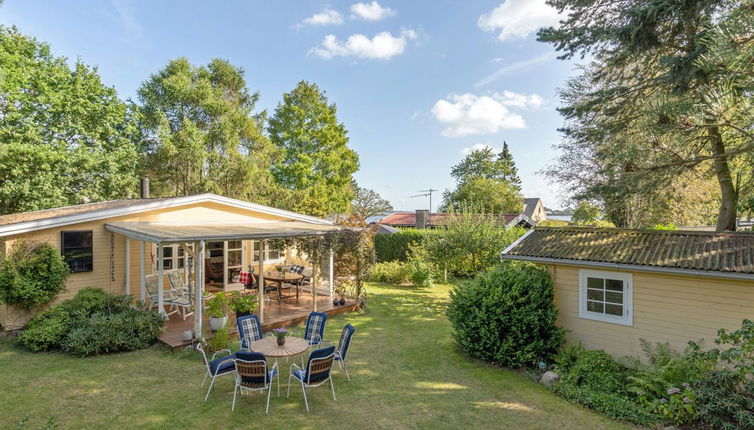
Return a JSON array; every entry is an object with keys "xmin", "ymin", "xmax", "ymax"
[
  {"xmin": 0, "ymin": 193, "xmax": 347, "ymax": 344},
  {"xmin": 501, "ymin": 228, "xmax": 754, "ymax": 357}
]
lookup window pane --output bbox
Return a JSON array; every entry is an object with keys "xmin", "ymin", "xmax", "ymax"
[
  {"xmin": 605, "ymin": 304, "xmax": 623, "ymax": 316},
  {"xmin": 586, "ymin": 301, "xmax": 604, "ymax": 313},
  {"xmin": 268, "ymin": 250, "xmax": 280, "ymax": 261},
  {"xmin": 605, "ymin": 279, "xmax": 624, "ymax": 291},
  {"xmin": 587, "ymin": 277, "xmax": 603, "ymax": 290},
  {"xmin": 163, "ymin": 247, "xmax": 173, "ymax": 258},
  {"xmin": 605, "ymin": 291, "xmax": 623, "ymax": 304},
  {"xmin": 61, "ymin": 231, "xmax": 93, "ymax": 272},
  {"xmin": 228, "ymin": 250, "xmax": 242, "ymax": 267},
  {"xmin": 228, "ymin": 240, "xmax": 242, "ymax": 250},
  {"xmin": 162, "ymin": 259, "xmax": 173, "ymax": 270},
  {"xmin": 586, "ymin": 289, "xmax": 604, "ymax": 301}
]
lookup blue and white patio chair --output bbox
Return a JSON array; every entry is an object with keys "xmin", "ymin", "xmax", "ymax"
[
  {"xmin": 333, "ymin": 324, "xmax": 355, "ymax": 380},
  {"xmin": 197, "ymin": 344, "xmax": 236, "ymax": 402},
  {"xmin": 302, "ymin": 311, "xmax": 327, "ymax": 365},
  {"xmin": 232, "ymin": 351, "xmax": 279, "ymax": 413},
  {"xmin": 287, "ymin": 345, "xmax": 337, "ymax": 412},
  {"xmin": 237, "ymin": 314, "xmax": 263, "ymax": 351}
]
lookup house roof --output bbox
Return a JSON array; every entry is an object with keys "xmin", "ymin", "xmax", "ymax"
[
  {"xmin": 523, "ymin": 198, "xmax": 542, "ymax": 218},
  {"xmin": 379, "ymin": 211, "xmax": 532, "ymax": 228},
  {"xmin": 501, "ymin": 227, "xmax": 754, "ymax": 280},
  {"xmin": 0, "ymin": 194, "xmax": 332, "ymax": 238}
]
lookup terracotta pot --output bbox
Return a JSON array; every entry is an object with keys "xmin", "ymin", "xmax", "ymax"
[
  {"xmin": 339, "ymin": 297, "xmax": 346, "ymax": 306},
  {"xmin": 277, "ymin": 337, "xmax": 285, "ymax": 347}
]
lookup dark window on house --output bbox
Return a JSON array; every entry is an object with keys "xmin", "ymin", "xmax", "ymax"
[{"xmin": 61, "ymin": 230, "xmax": 93, "ymax": 272}]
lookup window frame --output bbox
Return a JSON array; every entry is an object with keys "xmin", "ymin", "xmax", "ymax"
[
  {"xmin": 252, "ymin": 240, "xmax": 284, "ymax": 264},
  {"xmin": 60, "ymin": 230, "xmax": 94, "ymax": 273},
  {"xmin": 578, "ymin": 269, "xmax": 633, "ymax": 326}
]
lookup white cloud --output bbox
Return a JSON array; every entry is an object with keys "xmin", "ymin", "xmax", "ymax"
[
  {"xmin": 475, "ymin": 52, "xmax": 555, "ymax": 88},
  {"xmin": 431, "ymin": 92, "xmax": 543, "ymax": 137},
  {"xmin": 478, "ymin": 0, "xmax": 561, "ymax": 41},
  {"xmin": 461, "ymin": 143, "xmax": 494, "ymax": 155},
  {"xmin": 350, "ymin": 1, "xmax": 395, "ymax": 21},
  {"xmin": 301, "ymin": 9, "xmax": 344, "ymax": 26},
  {"xmin": 310, "ymin": 29, "xmax": 416, "ymax": 60}
]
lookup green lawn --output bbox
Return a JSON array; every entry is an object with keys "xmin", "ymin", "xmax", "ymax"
[{"xmin": 0, "ymin": 283, "xmax": 631, "ymax": 429}]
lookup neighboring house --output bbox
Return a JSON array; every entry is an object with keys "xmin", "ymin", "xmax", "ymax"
[
  {"xmin": 501, "ymin": 227, "xmax": 754, "ymax": 357},
  {"xmin": 379, "ymin": 210, "xmax": 536, "ymax": 230},
  {"xmin": 0, "ymin": 192, "xmax": 338, "ymax": 330},
  {"xmin": 523, "ymin": 198, "xmax": 547, "ymax": 222}
]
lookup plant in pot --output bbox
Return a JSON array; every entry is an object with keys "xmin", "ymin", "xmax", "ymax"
[
  {"xmin": 272, "ymin": 328, "xmax": 288, "ymax": 346},
  {"xmin": 229, "ymin": 292, "xmax": 257, "ymax": 319},
  {"xmin": 206, "ymin": 292, "xmax": 229, "ymax": 331}
]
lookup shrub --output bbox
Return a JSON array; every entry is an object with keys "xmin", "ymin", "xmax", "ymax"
[
  {"xmin": 694, "ymin": 370, "xmax": 754, "ymax": 429},
  {"xmin": 17, "ymin": 307, "xmax": 71, "ymax": 352},
  {"xmin": 18, "ymin": 287, "xmax": 165, "ymax": 355},
  {"xmin": 374, "ymin": 229, "xmax": 433, "ymax": 262},
  {"xmin": 0, "ymin": 242, "xmax": 69, "ymax": 309},
  {"xmin": 369, "ymin": 261, "xmax": 410, "ymax": 284},
  {"xmin": 447, "ymin": 261, "xmax": 564, "ymax": 367},
  {"xmin": 554, "ymin": 382, "xmax": 659, "ymax": 425},
  {"xmin": 62, "ymin": 307, "xmax": 165, "ymax": 356},
  {"xmin": 407, "ymin": 244, "xmax": 433, "ymax": 287}
]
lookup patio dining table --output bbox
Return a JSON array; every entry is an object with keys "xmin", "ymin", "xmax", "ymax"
[{"xmin": 263, "ymin": 271, "xmax": 304, "ymax": 303}]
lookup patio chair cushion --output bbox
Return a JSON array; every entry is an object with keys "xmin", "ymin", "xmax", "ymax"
[
  {"xmin": 237, "ymin": 315, "xmax": 262, "ymax": 346},
  {"xmin": 298, "ymin": 345, "xmax": 336, "ymax": 384},
  {"xmin": 208, "ymin": 354, "xmax": 237, "ymax": 376},
  {"xmin": 305, "ymin": 312, "xmax": 327, "ymax": 343},
  {"xmin": 289, "ymin": 265, "xmax": 305, "ymax": 274},
  {"xmin": 292, "ymin": 368, "xmax": 330, "ymax": 384},
  {"xmin": 336, "ymin": 324, "xmax": 355, "ymax": 361},
  {"xmin": 167, "ymin": 296, "xmax": 191, "ymax": 306}
]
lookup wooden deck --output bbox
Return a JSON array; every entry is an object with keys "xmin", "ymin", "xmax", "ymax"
[{"xmin": 158, "ymin": 295, "xmax": 357, "ymax": 349}]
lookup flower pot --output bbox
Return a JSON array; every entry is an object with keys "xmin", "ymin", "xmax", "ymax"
[
  {"xmin": 332, "ymin": 299, "xmax": 339, "ymax": 306},
  {"xmin": 339, "ymin": 297, "xmax": 346, "ymax": 306},
  {"xmin": 182, "ymin": 330, "xmax": 193, "ymax": 342},
  {"xmin": 210, "ymin": 316, "xmax": 227, "ymax": 331},
  {"xmin": 276, "ymin": 337, "xmax": 285, "ymax": 347},
  {"xmin": 235, "ymin": 310, "xmax": 251, "ymax": 319}
]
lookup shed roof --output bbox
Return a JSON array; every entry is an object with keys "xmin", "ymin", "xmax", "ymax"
[
  {"xmin": 105, "ymin": 221, "xmax": 342, "ymax": 243},
  {"xmin": 501, "ymin": 227, "xmax": 754, "ymax": 279}
]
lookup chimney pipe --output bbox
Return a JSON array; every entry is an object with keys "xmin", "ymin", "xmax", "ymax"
[
  {"xmin": 416, "ymin": 209, "xmax": 429, "ymax": 229},
  {"xmin": 140, "ymin": 177, "xmax": 150, "ymax": 199}
]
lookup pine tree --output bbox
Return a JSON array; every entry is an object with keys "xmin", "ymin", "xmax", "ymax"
[{"xmin": 497, "ymin": 141, "xmax": 521, "ymax": 188}]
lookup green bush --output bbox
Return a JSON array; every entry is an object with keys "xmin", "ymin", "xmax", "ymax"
[
  {"xmin": 369, "ymin": 261, "xmax": 410, "ymax": 284},
  {"xmin": 553, "ymin": 344, "xmax": 659, "ymax": 425},
  {"xmin": 62, "ymin": 307, "xmax": 166, "ymax": 356},
  {"xmin": 694, "ymin": 370, "xmax": 754, "ymax": 429},
  {"xmin": 407, "ymin": 244, "xmax": 433, "ymax": 287},
  {"xmin": 18, "ymin": 287, "xmax": 165, "ymax": 355},
  {"xmin": 17, "ymin": 307, "xmax": 71, "ymax": 352},
  {"xmin": 0, "ymin": 242, "xmax": 69, "ymax": 309},
  {"xmin": 374, "ymin": 229, "xmax": 434, "ymax": 262},
  {"xmin": 446, "ymin": 261, "xmax": 564, "ymax": 368}
]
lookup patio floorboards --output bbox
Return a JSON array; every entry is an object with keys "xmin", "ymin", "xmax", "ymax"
[{"xmin": 159, "ymin": 294, "xmax": 357, "ymax": 349}]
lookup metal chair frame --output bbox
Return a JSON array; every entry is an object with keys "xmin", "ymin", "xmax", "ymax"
[
  {"xmin": 197, "ymin": 344, "xmax": 235, "ymax": 402},
  {"xmin": 287, "ymin": 350, "xmax": 336, "ymax": 412},
  {"xmin": 232, "ymin": 355, "xmax": 279, "ymax": 413}
]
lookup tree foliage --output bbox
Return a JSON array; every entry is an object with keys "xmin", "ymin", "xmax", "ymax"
[
  {"xmin": 0, "ymin": 26, "xmax": 141, "ymax": 214},
  {"xmin": 351, "ymin": 182, "xmax": 393, "ymax": 221},
  {"xmin": 138, "ymin": 57, "xmax": 275, "ymax": 201},
  {"xmin": 268, "ymin": 81, "xmax": 359, "ymax": 217},
  {"xmin": 539, "ymin": 0, "xmax": 754, "ymax": 231}
]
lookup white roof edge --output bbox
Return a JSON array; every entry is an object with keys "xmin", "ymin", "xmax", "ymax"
[
  {"xmin": 0, "ymin": 193, "xmax": 332, "ymax": 238},
  {"xmin": 500, "ymin": 229, "xmax": 534, "ymax": 257}
]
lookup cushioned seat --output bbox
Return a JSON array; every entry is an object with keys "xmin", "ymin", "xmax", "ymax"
[
  {"xmin": 240, "ymin": 369, "xmax": 277, "ymax": 388},
  {"xmin": 209, "ymin": 353, "xmax": 237, "ymax": 376}
]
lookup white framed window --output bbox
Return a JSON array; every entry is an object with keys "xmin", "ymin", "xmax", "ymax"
[
  {"xmin": 157, "ymin": 244, "xmax": 193, "ymax": 271},
  {"xmin": 579, "ymin": 269, "xmax": 633, "ymax": 326},
  {"xmin": 252, "ymin": 241, "xmax": 284, "ymax": 263}
]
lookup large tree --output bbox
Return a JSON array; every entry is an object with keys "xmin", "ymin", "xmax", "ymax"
[
  {"xmin": 350, "ymin": 182, "xmax": 393, "ymax": 221},
  {"xmin": 0, "ymin": 26, "xmax": 141, "ymax": 214},
  {"xmin": 451, "ymin": 144, "xmax": 520, "ymax": 188},
  {"xmin": 137, "ymin": 57, "xmax": 275, "ymax": 201},
  {"xmin": 539, "ymin": 0, "xmax": 754, "ymax": 231},
  {"xmin": 268, "ymin": 81, "xmax": 359, "ymax": 217}
]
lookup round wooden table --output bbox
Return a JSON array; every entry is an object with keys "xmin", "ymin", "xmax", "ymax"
[
  {"xmin": 263, "ymin": 271, "xmax": 304, "ymax": 303},
  {"xmin": 250, "ymin": 336, "xmax": 309, "ymax": 358}
]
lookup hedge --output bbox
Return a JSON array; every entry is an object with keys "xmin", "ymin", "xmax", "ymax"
[{"xmin": 374, "ymin": 229, "xmax": 436, "ymax": 262}]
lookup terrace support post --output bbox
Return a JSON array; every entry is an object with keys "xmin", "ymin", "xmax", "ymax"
[
  {"xmin": 328, "ymin": 248, "xmax": 334, "ymax": 298},
  {"xmin": 196, "ymin": 240, "xmax": 204, "ymax": 340},
  {"xmin": 139, "ymin": 241, "xmax": 146, "ymax": 304},
  {"xmin": 258, "ymin": 240, "xmax": 265, "ymax": 324},
  {"xmin": 312, "ymin": 262, "xmax": 318, "ymax": 312},
  {"xmin": 157, "ymin": 243, "xmax": 165, "ymax": 315},
  {"xmin": 124, "ymin": 238, "xmax": 130, "ymax": 296}
]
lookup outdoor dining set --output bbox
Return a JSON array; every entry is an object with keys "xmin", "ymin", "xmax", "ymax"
[{"xmin": 197, "ymin": 311, "xmax": 356, "ymax": 413}]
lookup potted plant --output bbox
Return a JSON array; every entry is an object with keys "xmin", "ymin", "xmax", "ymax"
[
  {"xmin": 206, "ymin": 292, "xmax": 229, "ymax": 331},
  {"xmin": 229, "ymin": 292, "xmax": 257, "ymax": 319},
  {"xmin": 334, "ymin": 282, "xmax": 349, "ymax": 306},
  {"xmin": 272, "ymin": 328, "xmax": 287, "ymax": 346}
]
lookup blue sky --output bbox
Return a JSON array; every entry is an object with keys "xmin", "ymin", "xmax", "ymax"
[{"xmin": 0, "ymin": 0, "xmax": 576, "ymax": 210}]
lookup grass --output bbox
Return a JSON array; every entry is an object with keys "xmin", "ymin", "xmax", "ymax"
[{"xmin": 0, "ymin": 282, "xmax": 631, "ymax": 429}]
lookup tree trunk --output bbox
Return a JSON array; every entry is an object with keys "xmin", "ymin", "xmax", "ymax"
[{"xmin": 710, "ymin": 125, "xmax": 737, "ymax": 231}]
